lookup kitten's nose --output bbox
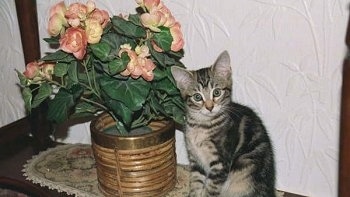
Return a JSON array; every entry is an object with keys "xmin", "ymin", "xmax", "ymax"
[{"xmin": 205, "ymin": 100, "xmax": 214, "ymax": 112}]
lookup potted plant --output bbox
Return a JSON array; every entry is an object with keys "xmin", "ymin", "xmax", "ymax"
[{"xmin": 16, "ymin": 0, "xmax": 185, "ymax": 196}]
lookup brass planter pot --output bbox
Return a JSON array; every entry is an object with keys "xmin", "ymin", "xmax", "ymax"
[{"xmin": 90, "ymin": 113, "xmax": 177, "ymax": 197}]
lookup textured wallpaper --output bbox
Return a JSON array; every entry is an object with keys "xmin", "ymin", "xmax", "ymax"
[
  {"xmin": 0, "ymin": 0, "xmax": 26, "ymax": 126},
  {"xmin": 1, "ymin": 0, "xmax": 349, "ymax": 196}
]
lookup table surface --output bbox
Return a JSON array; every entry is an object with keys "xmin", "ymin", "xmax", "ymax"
[
  {"xmin": 0, "ymin": 119, "xmax": 73, "ymax": 197},
  {"xmin": 0, "ymin": 118, "xmax": 304, "ymax": 197}
]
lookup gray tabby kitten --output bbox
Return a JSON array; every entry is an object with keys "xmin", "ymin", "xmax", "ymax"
[{"xmin": 171, "ymin": 51, "xmax": 276, "ymax": 197}]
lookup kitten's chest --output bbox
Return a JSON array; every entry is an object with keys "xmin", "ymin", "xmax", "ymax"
[{"xmin": 185, "ymin": 127, "xmax": 215, "ymax": 169}]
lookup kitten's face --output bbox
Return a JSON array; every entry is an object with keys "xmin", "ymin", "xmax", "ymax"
[{"xmin": 171, "ymin": 51, "xmax": 232, "ymax": 118}]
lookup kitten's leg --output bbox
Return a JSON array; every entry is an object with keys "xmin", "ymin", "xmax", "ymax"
[
  {"xmin": 188, "ymin": 157, "xmax": 206, "ymax": 197},
  {"xmin": 204, "ymin": 160, "xmax": 228, "ymax": 197}
]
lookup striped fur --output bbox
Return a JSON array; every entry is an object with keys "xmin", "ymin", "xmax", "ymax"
[{"xmin": 171, "ymin": 51, "xmax": 276, "ymax": 197}]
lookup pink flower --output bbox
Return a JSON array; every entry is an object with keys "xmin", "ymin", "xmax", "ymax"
[
  {"xmin": 140, "ymin": 13, "xmax": 162, "ymax": 32},
  {"xmin": 49, "ymin": 1, "xmax": 66, "ymax": 19},
  {"xmin": 136, "ymin": 0, "xmax": 160, "ymax": 11},
  {"xmin": 140, "ymin": 2, "xmax": 175, "ymax": 32},
  {"xmin": 89, "ymin": 8, "xmax": 110, "ymax": 28},
  {"xmin": 86, "ymin": 0, "xmax": 96, "ymax": 14},
  {"xmin": 23, "ymin": 61, "xmax": 40, "ymax": 79},
  {"xmin": 144, "ymin": 0, "xmax": 160, "ymax": 11},
  {"xmin": 154, "ymin": 2, "xmax": 175, "ymax": 27},
  {"xmin": 48, "ymin": 1, "xmax": 67, "ymax": 36},
  {"xmin": 137, "ymin": 57, "xmax": 156, "ymax": 81},
  {"xmin": 59, "ymin": 27, "xmax": 88, "ymax": 60},
  {"xmin": 41, "ymin": 63, "xmax": 55, "ymax": 80},
  {"xmin": 85, "ymin": 19, "xmax": 103, "ymax": 44},
  {"xmin": 65, "ymin": 3, "xmax": 88, "ymax": 27},
  {"xmin": 170, "ymin": 22, "xmax": 184, "ymax": 52},
  {"xmin": 119, "ymin": 44, "xmax": 139, "ymax": 77},
  {"xmin": 23, "ymin": 62, "xmax": 55, "ymax": 81},
  {"xmin": 119, "ymin": 44, "xmax": 156, "ymax": 81},
  {"xmin": 135, "ymin": 45, "xmax": 150, "ymax": 58}
]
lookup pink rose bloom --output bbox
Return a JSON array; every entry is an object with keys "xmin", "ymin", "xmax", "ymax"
[
  {"xmin": 137, "ymin": 57, "xmax": 156, "ymax": 81},
  {"xmin": 23, "ymin": 61, "xmax": 40, "ymax": 79},
  {"xmin": 49, "ymin": 1, "xmax": 66, "ymax": 19},
  {"xmin": 41, "ymin": 63, "xmax": 55, "ymax": 80},
  {"xmin": 136, "ymin": 0, "xmax": 160, "ymax": 11},
  {"xmin": 89, "ymin": 8, "xmax": 110, "ymax": 28},
  {"xmin": 144, "ymin": 0, "xmax": 160, "ymax": 12},
  {"xmin": 170, "ymin": 22, "xmax": 184, "ymax": 52},
  {"xmin": 119, "ymin": 45, "xmax": 140, "ymax": 77},
  {"xmin": 119, "ymin": 44, "xmax": 155, "ymax": 81},
  {"xmin": 135, "ymin": 45, "xmax": 150, "ymax": 58},
  {"xmin": 59, "ymin": 27, "xmax": 88, "ymax": 60},
  {"xmin": 48, "ymin": 14, "xmax": 68, "ymax": 36},
  {"xmin": 140, "ymin": 2, "xmax": 175, "ymax": 32},
  {"xmin": 140, "ymin": 12, "xmax": 162, "ymax": 32},
  {"xmin": 48, "ymin": 1, "xmax": 67, "ymax": 36},
  {"xmin": 86, "ymin": 0, "xmax": 96, "ymax": 14},
  {"xmin": 154, "ymin": 2, "xmax": 175, "ymax": 27},
  {"xmin": 65, "ymin": 3, "xmax": 88, "ymax": 27},
  {"xmin": 85, "ymin": 19, "xmax": 103, "ymax": 44}
]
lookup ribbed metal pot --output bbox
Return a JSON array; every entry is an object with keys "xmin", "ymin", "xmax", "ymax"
[{"xmin": 90, "ymin": 113, "xmax": 177, "ymax": 197}]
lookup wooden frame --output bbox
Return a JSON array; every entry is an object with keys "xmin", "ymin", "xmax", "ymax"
[
  {"xmin": 15, "ymin": 0, "xmax": 53, "ymax": 150},
  {"xmin": 339, "ymin": 13, "xmax": 350, "ymax": 197}
]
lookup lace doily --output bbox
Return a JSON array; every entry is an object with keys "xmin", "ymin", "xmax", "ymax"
[
  {"xmin": 23, "ymin": 144, "xmax": 284, "ymax": 197},
  {"xmin": 23, "ymin": 144, "xmax": 190, "ymax": 197}
]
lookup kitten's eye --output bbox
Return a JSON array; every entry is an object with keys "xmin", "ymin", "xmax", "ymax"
[
  {"xmin": 192, "ymin": 93, "xmax": 203, "ymax": 102},
  {"xmin": 213, "ymin": 88, "xmax": 222, "ymax": 97}
]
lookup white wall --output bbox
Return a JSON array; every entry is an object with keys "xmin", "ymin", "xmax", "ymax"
[
  {"xmin": 0, "ymin": 0, "xmax": 26, "ymax": 125},
  {"xmin": 1, "ymin": 0, "xmax": 348, "ymax": 196}
]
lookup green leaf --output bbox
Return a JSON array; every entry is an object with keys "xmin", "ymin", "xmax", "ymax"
[
  {"xmin": 74, "ymin": 102, "xmax": 100, "ymax": 114},
  {"xmin": 54, "ymin": 62, "xmax": 69, "ymax": 77},
  {"xmin": 47, "ymin": 89, "xmax": 74, "ymax": 123},
  {"xmin": 106, "ymin": 100, "xmax": 133, "ymax": 130},
  {"xmin": 111, "ymin": 16, "xmax": 146, "ymax": 38},
  {"xmin": 66, "ymin": 61, "xmax": 78, "ymax": 87},
  {"xmin": 41, "ymin": 50, "xmax": 75, "ymax": 63},
  {"xmin": 16, "ymin": 69, "xmax": 28, "ymax": 86},
  {"xmin": 149, "ymin": 93, "xmax": 166, "ymax": 115},
  {"xmin": 90, "ymin": 42, "xmax": 111, "ymax": 61},
  {"xmin": 22, "ymin": 87, "xmax": 32, "ymax": 112},
  {"xmin": 128, "ymin": 14, "xmax": 142, "ymax": 26},
  {"xmin": 153, "ymin": 27, "xmax": 173, "ymax": 51},
  {"xmin": 163, "ymin": 96, "xmax": 185, "ymax": 125},
  {"xmin": 100, "ymin": 77, "xmax": 151, "ymax": 111},
  {"xmin": 108, "ymin": 52, "xmax": 129, "ymax": 75},
  {"xmin": 32, "ymin": 83, "xmax": 52, "ymax": 108},
  {"xmin": 43, "ymin": 37, "xmax": 59, "ymax": 45},
  {"xmin": 152, "ymin": 67, "xmax": 172, "ymax": 81},
  {"xmin": 108, "ymin": 60, "xmax": 125, "ymax": 75},
  {"xmin": 70, "ymin": 84, "xmax": 84, "ymax": 100},
  {"xmin": 153, "ymin": 77, "xmax": 179, "ymax": 95},
  {"xmin": 47, "ymin": 85, "xmax": 83, "ymax": 123},
  {"xmin": 148, "ymin": 41, "xmax": 176, "ymax": 67},
  {"xmin": 101, "ymin": 32, "xmax": 135, "ymax": 50}
]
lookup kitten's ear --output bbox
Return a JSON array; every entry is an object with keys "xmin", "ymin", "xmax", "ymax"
[
  {"xmin": 171, "ymin": 66, "xmax": 194, "ymax": 91},
  {"xmin": 212, "ymin": 51, "xmax": 232, "ymax": 78}
]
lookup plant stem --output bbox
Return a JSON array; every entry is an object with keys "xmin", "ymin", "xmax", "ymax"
[
  {"xmin": 80, "ymin": 97, "xmax": 108, "ymax": 111},
  {"xmin": 81, "ymin": 58, "xmax": 102, "ymax": 100}
]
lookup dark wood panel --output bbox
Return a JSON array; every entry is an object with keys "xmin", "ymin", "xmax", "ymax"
[
  {"xmin": 339, "ymin": 13, "xmax": 350, "ymax": 197},
  {"xmin": 15, "ymin": 0, "xmax": 53, "ymax": 151},
  {"xmin": 15, "ymin": 0, "xmax": 40, "ymax": 64}
]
